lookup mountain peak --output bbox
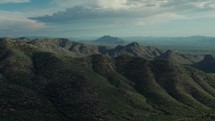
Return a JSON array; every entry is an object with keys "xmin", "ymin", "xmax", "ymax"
[
  {"xmin": 203, "ymin": 55, "xmax": 214, "ymax": 61},
  {"xmin": 126, "ymin": 42, "xmax": 139, "ymax": 47},
  {"xmin": 98, "ymin": 35, "xmax": 118, "ymax": 40},
  {"xmin": 94, "ymin": 35, "xmax": 124, "ymax": 44},
  {"xmin": 193, "ymin": 54, "xmax": 215, "ymax": 73},
  {"xmin": 165, "ymin": 50, "xmax": 173, "ymax": 54},
  {"xmin": 102, "ymin": 35, "xmax": 112, "ymax": 38}
]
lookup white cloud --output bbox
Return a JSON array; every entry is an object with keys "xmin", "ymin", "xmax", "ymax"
[
  {"xmin": 52, "ymin": 0, "xmax": 95, "ymax": 8},
  {"xmin": 0, "ymin": 11, "xmax": 45, "ymax": 36},
  {"xmin": 0, "ymin": 0, "xmax": 30, "ymax": 4},
  {"xmin": 137, "ymin": 12, "xmax": 186, "ymax": 25},
  {"xmin": 187, "ymin": 1, "xmax": 215, "ymax": 9},
  {"xmin": 189, "ymin": 1, "xmax": 208, "ymax": 8},
  {"xmin": 97, "ymin": 0, "xmax": 131, "ymax": 10}
]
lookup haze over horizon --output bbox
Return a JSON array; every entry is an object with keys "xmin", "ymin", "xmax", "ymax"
[{"xmin": 1, "ymin": 0, "xmax": 215, "ymax": 38}]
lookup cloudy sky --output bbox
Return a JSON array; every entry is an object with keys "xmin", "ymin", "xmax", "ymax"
[{"xmin": 1, "ymin": 0, "xmax": 215, "ymax": 37}]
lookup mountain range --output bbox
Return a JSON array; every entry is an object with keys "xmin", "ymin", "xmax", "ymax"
[
  {"xmin": 0, "ymin": 37, "xmax": 215, "ymax": 121},
  {"xmin": 16, "ymin": 38, "xmax": 162, "ymax": 59}
]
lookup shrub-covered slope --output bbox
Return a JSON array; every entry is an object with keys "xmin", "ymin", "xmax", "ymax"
[{"xmin": 0, "ymin": 38, "xmax": 215, "ymax": 121}]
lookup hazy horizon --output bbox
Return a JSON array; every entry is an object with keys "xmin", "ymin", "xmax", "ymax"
[{"xmin": 1, "ymin": 35, "xmax": 215, "ymax": 39}]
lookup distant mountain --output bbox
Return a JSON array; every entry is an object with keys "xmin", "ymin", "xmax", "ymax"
[
  {"xmin": 193, "ymin": 55, "xmax": 215, "ymax": 73},
  {"xmin": 156, "ymin": 50, "xmax": 203, "ymax": 64},
  {"xmin": 94, "ymin": 35, "xmax": 125, "ymax": 44}
]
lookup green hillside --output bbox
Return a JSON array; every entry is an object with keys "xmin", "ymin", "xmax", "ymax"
[{"xmin": 0, "ymin": 38, "xmax": 215, "ymax": 121}]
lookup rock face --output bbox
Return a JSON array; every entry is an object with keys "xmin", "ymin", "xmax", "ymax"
[{"xmin": 193, "ymin": 55, "xmax": 215, "ymax": 73}]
